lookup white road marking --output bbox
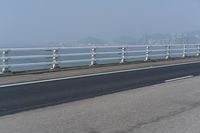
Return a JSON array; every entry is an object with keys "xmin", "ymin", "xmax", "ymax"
[
  {"xmin": 0, "ymin": 60, "xmax": 200, "ymax": 88},
  {"xmin": 165, "ymin": 75, "xmax": 194, "ymax": 82}
]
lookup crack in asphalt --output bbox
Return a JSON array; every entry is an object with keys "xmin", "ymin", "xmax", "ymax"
[{"xmin": 114, "ymin": 101, "xmax": 200, "ymax": 133}]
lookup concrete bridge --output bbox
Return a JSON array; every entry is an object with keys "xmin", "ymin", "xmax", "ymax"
[
  {"xmin": 0, "ymin": 58, "xmax": 200, "ymax": 132},
  {"xmin": 0, "ymin": 56, "xmax": 200, "ymax": 115},
  {"xmin": 1, "ymin": 45, "xmax": 200, "ymax": 132}
]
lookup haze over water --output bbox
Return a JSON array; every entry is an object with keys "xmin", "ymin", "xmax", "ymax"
[{"xmin": 0, "ymin": 0, "xmax": 200, "ymax": 47}]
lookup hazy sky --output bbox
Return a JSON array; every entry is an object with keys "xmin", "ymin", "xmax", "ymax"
[{"xmin": 0, "ymin": 0, "xmax": 200, "ymax": 46}]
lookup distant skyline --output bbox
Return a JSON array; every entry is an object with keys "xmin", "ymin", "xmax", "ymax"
[{"xmin": 0, "ymin": 0, "xmax": 200, "ymax": 47}]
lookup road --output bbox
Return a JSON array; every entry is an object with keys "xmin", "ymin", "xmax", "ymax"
[
  {"xmin": 0, "ymin": 61, "xmax": 200, "ymax": 116},
  {"xmin": 1, "ymin": 74, "xmax": 200, "ymax": 133}
]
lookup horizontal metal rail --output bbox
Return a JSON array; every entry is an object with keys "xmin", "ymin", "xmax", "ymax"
[
  {"xmin": 0, "ymin": 61, "xmax": 52, "ymax": 67},
  {"xmin": 0, "ymin": 55, "xmax": 53, "ymax": 60},
  {"xmin": 1, "ymin": 44, "xmax": 199, "ymax": 51},
  {"xmin": 1, "ymin": 44, "xmax": 200, "ymax": 73},
  {"xmin": 97, "ymin": 51, "xmax": 121, "ymax": 55},
  {"xmin": 126, "ymin": 50, "xmax": 146, "ymax": 53},
  {"xmin": 127, "ymin": 55, "xmax": 146, "ymax": 59},
  {"xmin": 59, "ymin": 59, "xmax": 91, "ymax": 64},
  {"xmin": 97, "ymin": 57, "xmax": 121, "ymax": 61}
]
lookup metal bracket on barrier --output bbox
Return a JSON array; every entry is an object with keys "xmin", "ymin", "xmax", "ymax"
[
  {"xmin": 166, "ymin": 45, "xmax": 170, "ymax": 59},
  {"xmin": 2, "ymin": 50, "xmax": 10, "ymax": 73},
  {"xmin": 182, "ymin": 45, "xmax": 186, "ymax": 58},
  {"xmin": 51, "ymin": 49, "xmax": 60, "ymax": 69},
  {"xmin": 90, "ymin": 48, "xmax": 97, "ymax": 66},
  {"xmin": 197, "ymin": 45, "xmax": 200, "ymax": 56},
  {"xmin": 120, "ymin": 47, "xmax": 126, "ymax": 63},
  {"xmin": 145, "ymin": 46, "xmax": 150, "ymax": 61}
]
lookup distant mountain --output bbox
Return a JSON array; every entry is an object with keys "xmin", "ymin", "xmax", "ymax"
[
  {"xmin": 41, "ymin": 30, "xmax": 200, "ymax": 47},
  {"xmin": 187, "ymin": 30, "xmax": 200, "ymax": 35},
  {"xmin": 113, "ymin": 36, "xmax": 137, "ymax": 44},
  {"xmin": 78, "ymin": 36, "xmax": 106, "ymax": 45}
]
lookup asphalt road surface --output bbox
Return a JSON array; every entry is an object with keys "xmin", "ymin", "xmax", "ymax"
[
  {"xmin": 1, "ymin": 75, "xmax": 200, "ymax": 133},
  {"xmin": 0, "ymin": 61, "xmax": 200, "ymax": 116}
]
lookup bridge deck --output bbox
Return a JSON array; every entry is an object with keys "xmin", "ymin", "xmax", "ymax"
[
  {"xmin": 1, "ymin": 57, "xmax": 200, "ymax": 85},
  {"xmin": 0, "ymin": 72, "xmax": 200, "ymax": 133}
]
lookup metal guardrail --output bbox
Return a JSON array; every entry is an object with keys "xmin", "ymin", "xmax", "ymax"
[{"xmin": 0, "ymin": 44, "xmax": 200, "ymax": 74}]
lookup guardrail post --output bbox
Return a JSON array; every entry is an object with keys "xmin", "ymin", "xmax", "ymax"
[
  {"xmin": 120, "ymin": 47, "xmax": 126, "ymax": 63},
  {"xmin": 197, "ymin": 45, "xmax": 200, "ymax": 56},
  {"xmin": 144, "ymin": 46, "xmax": 150, "ymax": 61},
  {"xmin": 51, "ymin": 49, "xmax": 60, "ymax": 70},
  {"xmin": 165, "ymin": 45, "xmax": 170, "ymax": 59},
  {"xmin": 90, "ymin": 48, "xmax": 97, "ymax": 66},
  {"xmin": 182, "ymin": 44, "xmax": 186, "ymax": 58},
  {"xmin": 2, "ymin": 50, "xmax": 10, "ymax": 73}
]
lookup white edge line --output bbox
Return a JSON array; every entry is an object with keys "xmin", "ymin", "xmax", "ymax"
[
  {"xmin": 0, "ymin": 60, "xmax": 200, "ymax": 88},
  {"xmin": 165, "ymin": 75, "xmax": 194, "ymax": 82}
]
